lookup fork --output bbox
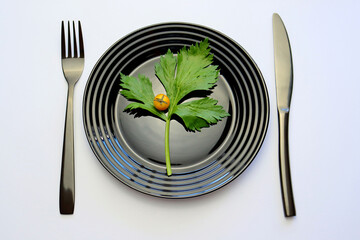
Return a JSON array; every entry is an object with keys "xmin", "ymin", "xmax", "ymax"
[{"xmin": 59, "ymin": 21, "xmax": 84, "ymax": 214}]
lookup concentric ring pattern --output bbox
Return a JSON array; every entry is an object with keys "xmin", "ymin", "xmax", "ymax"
[{"xmin": 83, "ymin": 22, "xmax": 269, "ymax": 198}]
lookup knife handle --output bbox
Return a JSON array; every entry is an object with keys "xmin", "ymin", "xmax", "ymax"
[{"xmin": 278, "ymin": 110, "xmax": 296, "ymax": 217}]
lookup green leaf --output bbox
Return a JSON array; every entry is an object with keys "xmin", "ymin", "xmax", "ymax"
[
  {"xmin": 154, "ymin": 49, "xmax": 177, "ymax": 100},
  {"xmin": 119, "ymin": 73, "xmax": 166, "ymax": 121},
  {"xmin": 173, "ymin": 97, "xmax": 230, "ymax": 131},
  {"xmin": 155, "ymin": 38, "xmax": 220, "ymax": 111}
]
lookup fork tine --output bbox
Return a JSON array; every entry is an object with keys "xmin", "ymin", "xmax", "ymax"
[
  {"xmin": 61, "ymin": 21, "xmax": 66, "ymax": 59},
  {"xmin": 72, "ymin": 21, "xmax": 78, "ymax": 58},
  {"xmin": 67, "ymin": 21, "xmax": 72, "ymax": 58},
  {"xmin": 78, "ymin": 21, "xmax": 84, "ymax": 58}
]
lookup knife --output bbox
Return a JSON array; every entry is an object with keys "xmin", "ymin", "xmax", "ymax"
[{"xmin": 272, "ymin": 13, "xmax": 296, "ymax": 217}]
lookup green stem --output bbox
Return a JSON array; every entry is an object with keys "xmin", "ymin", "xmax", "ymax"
[{"xmin": 165, "ymin": 118, "xmax": 172, "ymax": 176}]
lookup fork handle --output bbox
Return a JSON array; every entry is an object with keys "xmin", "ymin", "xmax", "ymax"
[
  {"xmin": 60, "ymin": 85, "xmax": 75, "ymax": 214},
  {"xmin": 278, "ymin": 110, "xmax": 296, "ymax": 217}
]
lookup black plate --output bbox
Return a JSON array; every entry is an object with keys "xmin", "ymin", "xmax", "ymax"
[{"xmin": 83, "ymin": 22, "xmax": 269, "ymax": 198}]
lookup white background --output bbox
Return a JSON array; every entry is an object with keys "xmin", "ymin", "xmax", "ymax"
[{"xmin": 1, "ymin": 0, "xmax": 359, "ymax": 239}]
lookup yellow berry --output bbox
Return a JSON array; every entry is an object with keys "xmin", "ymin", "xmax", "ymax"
[{"xmin": 154, "ymin": 94, "xmax": 170, "ymax": 111}]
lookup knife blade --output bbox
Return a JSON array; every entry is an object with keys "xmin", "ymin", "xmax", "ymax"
[{"xmin": 272, "ymin": 13, "xmax": 296, "ymax": 217}]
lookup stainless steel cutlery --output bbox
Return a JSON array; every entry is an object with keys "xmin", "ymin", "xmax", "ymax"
[
  {"xmin": 59, "ymin": 21, "xmax": 84, "ymax": 214},
  {"xmin": 273, "ymin": 13, "xmax": 296, "ymax": 217}
]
